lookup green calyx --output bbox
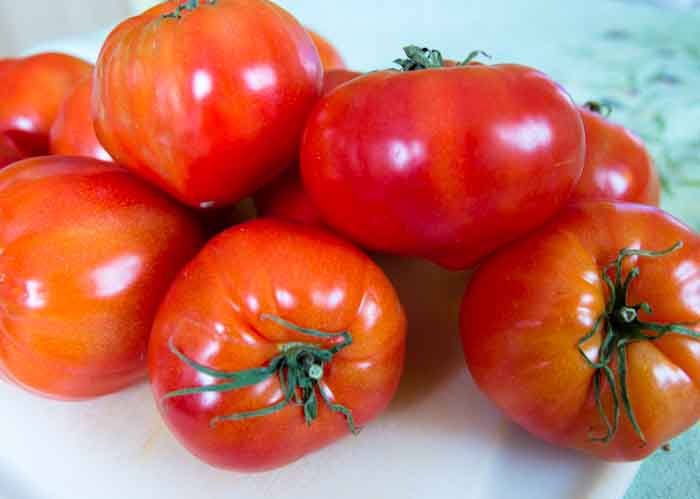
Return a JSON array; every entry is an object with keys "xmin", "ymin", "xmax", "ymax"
[
  {"xmin": 577, "ymin": 242, "xmax": 699, "ymax": 445},
  {"xmin": 393, "ymin": 45, "xmax": 491, "ymax": 71},
  {"xmin": 162, "ymin": 0, "xmax": 217, "ymax": 19},
  {"xmin": 161, "ymin": 314, "xmax": 359, "ymax": 434},
  {"xmin": 583, "ymin": 100, "xmax": 614, "ymax": 118}
]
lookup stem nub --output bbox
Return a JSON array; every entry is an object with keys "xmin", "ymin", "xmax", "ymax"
[
  {"xmin": 577, "ymin": 242, "xmax": 699, "ymax": 445},
  {"xmin": 161, "ymin": 314, "xmax": 359, "ymax": 434},
  {"xmin": 393, "ymin": 45, "xmax": 490, "ymax": 71},
  {"xmin": 583, "ymin": 100, "xmax": 614, "ymax": 118},
  {"xmin": 162, "ymin": 0, "xmax": 217, "ymax": 19}
]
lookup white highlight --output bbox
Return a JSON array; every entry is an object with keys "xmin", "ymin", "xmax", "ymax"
[{"xmin": 92, "ymin": 255, "xmax": 142, "ymax": 298}]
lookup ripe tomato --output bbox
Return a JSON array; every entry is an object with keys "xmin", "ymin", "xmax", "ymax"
[
  {"xmin": 307, "ymin": 29, "xmax": 345, "ymax": 70},
  {"xmin": 50, "ymin": 76, "xmax": 111, "ymax": 161},
  {"xmin": 572, "ymin": 103, "xmax": 660, "ymax": 205},
  {"xmin": 149, "ymin": 218, "xmax": 406, "ymax": 471},
  {"xmin": 301, "ymin": 46, "xmax": 585, "ymax": 270},
  {"xmin": 0, "ymin": 133, "xmax": 23, "ymax": 169},
  {"xmin": 0, "ymin": 53, "xmax": 92, "ymax": 157},
  {"xmin": 255, "ymin": 69, "xmax": 361, "ymax": 226},
  {"xmin": 0, "ymin": 156, "xmax": 203, "ymax": 400},
  {"xmin": 461, "ymin": 202, "xmax": 700, "ymax": 461},
  {"xmin": 94, "ymin": 0, "xmax": 323, "ymax": 209}
]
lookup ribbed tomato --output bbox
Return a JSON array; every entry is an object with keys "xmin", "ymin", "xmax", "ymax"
[
  {"xmin": 0, "ymin": 156, "xmax": 203, "ymax": 399},
  {"xmin": 149, "ymin": 219, "xmax": 406, "ymax": 471},
  {"xmin": 461, "ymin": 202, "xmax": 700, "ymax": 460},
  {"xmin": 94, "ymin": 0, "xmax": 323, "ymax": 209}
]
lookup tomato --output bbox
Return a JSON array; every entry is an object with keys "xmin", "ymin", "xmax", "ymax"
[
  {"xmin": 0, "ymin": 133, "xmax": 23, "ymax": 169},
  {"xmin": 572, "ymin": 103, "xmax": 660, "ymax": 205},
  {"xmin": 149, "ymin": 218, "xmax": 406, "ymax": 471},
  {"xmin": 0, "ymin": 156, "xmax": 203, "ymax": 400},
  {"xmin": 94, "ymin": 0, "xmax": 323, "ymax": 209},
  {"xmin": 307, "ymin": 29, "xmax": 345, "ymax": 70},
  {"xmin": 301, "ymin": 46, "xmax": 585, "ymax": 270},
  {"xmin": 0, "ymin": 53, "xmax": 92, "ymax": 157},
  {"xmin": 50, "ymin": 76, "xmax": 111, "ymax": 161},
  {"xmin": 461, "ymin": 201, "xmax": 700, "ymax": 461},
  {"xmin": 255, "ymin": 69, "xmax": 361, "ymax": 226}
]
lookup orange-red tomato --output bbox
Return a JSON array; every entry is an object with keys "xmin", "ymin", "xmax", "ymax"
[
  {"xmin": 572, "ymin": 105, "xmax": 660, "ymax": 205},
  {"xmin": 94, "ymin": 0, "xmax": 323, "ymax": 209},
  {"xmin": 254, "ymin": 69, "xmax": 361, "ymax": 226},
  {"xmin": 0, "ymin": 133, "xmax": 23, "ymax": 169},
  {"xmin": 50, "ymin": 76, "xmax": 111, "ymax": 161},
  {"xmin": 461, "ymin": 202, "xmax": 700, "ymax": 461},
  {"xmin": 149, "ymin": 219, "xmax": 406, "ymax": 471},
  {"xmin": 0, "ymin": 156, "xmax": 203, "ymax": 400},
  {"xmin": 0, "ymin": 53, "xmax": 92, "ymax": 156},
  {"xmin": 307, "ymin": 29, "xmax": 346, "ymax": 70}
]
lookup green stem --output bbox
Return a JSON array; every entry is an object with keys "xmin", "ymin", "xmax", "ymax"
[
  {"xmin": 583, "ymin": 100, "xmax": 614, "ymax": 118},
  {"xmin": 161, "ymin": 314, "xmax": 359, "ymax": 434},
  {"xmin": 393, "ymin": 45, "xmax": 490, "ymax": 71},
  {"xmin": 162, "ymin": 0, "xmax": 217, "ymax": 19},
  {"xmin": 577, "ymin": 241, "xmax": 699, "ymax": 445}
]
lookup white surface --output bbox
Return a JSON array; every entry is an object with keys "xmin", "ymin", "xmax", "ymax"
[{"xmin": 12, "ymin": 0, "xmax": 697, "ymax": 497}]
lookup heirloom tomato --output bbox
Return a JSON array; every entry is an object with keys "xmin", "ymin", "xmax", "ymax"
[
  {"xmin": 255, "ymin": 69, "xmax": 361, "ymax": 226},
  {"xmin": 0, "ymin": 53, "xmax": 91, "ymax": 156},
  {"xmin": 50, "ymin": 76, "xmax": 111, "ymax": 161},
  {"xmin": 301, "ymin": 46, "xmax": 585, "ymax": 270},
  {"xmin": 461, "ymin": 202, "xmax": 700, "ymax": 461},
  {"xmin": 150, "ymin": 219, "xmax": 406, "ymax": 471},
  {"xmin": 572, "ymin": 103, "xmax": 660, "ymax": 205},
  {"xmin": 94, "ymin": 0, "xmax": 323, "ymax": 209},
  {"xmin": 0, "ymin": 156, "xmax": 203, "ymax": 400}
]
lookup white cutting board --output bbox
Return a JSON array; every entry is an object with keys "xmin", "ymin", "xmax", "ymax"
[{"xmin": 9, "ymin": 0, "xmax": 699, "ymax": 497}]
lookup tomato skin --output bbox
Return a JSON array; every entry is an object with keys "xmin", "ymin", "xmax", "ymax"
[
  {"xmin": 94, "ymin": 0, "xmax": 323, "ymax": 209},
  {"xmin": 572, "ymin": 107, "xmax": 660, "ymax": 205},
  {"xmin": 0, "ymin": 156, "xmax": 204, "ymax": 400},
  {"xmin": 301, "ymin": 64, "xmax": 585, "ymax": 270},
  {"xmin": 307, "ymin": 29, "xmax": 345, "ymax": 70},
  {"xmin": 149, "ymin": 218, "xmax": 406, "ymax": 471},
  {"xmin": 255, "ymin": 69, "xmax": 361, "ymax": 226},
  {"xmin": 50, "ymin": 76, "xmax": 111, "ymax": 161},
  {"xmin": 0, "ymin": 53, "xmax": 92, "ymax": 157},
  {"xmin": 461, "ymin": 202, "xmax": 700, "ymax": 461},
  {"xmin": 0, "ymin": 133, "xmax": 24, "ymax": 169}
]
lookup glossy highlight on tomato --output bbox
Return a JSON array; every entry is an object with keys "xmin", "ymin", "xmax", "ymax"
[
  {"xmin": 301, "ymin": 47, "xmax": 585, "ymax": 270},
  {"xmin": 461, "ymin": 202, "xmax": 700, "ymax": 461},
  {"xmin": 572, "ymin": 104, "xmax": 660, "ymax": 205},
  {"xmin": 0, "ymin": 53, "xmax": 92, "ymax": 156},
  {"xmin": 50, "ymin": 76, "xmax": 111, "ymax": 161},
  {"xmin": 149, "ymin": 218, "xmax": 406, "ymax": 471},
  {"xmin": 255, "ymin": 69, "xmax": 361, "ymax": 226},
  {"xmin": 94, "ymin": 0, "xmax": 323, "ymax": 209},
  {"xmin": 0, "ymin": 156, "xmax": 203, "ymax": 400}
]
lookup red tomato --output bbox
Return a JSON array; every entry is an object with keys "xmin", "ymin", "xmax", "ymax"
[
  {"xmin": 0, "ymin": 156, "xmax": 203, "ymax": 400},
  {"xmin": 0, "ymin": 133, "xmax": 23, "ymax": 169},
  {"xmin": 50, "ymin": 76, "xmax": 111, "ymax": 161},
  {"xmin": 307, "ymin": 29, "xmax": 346, "ymax": 70},
  {"xmin": 461, "ymin": 202, "xmax": 700, "ymax": 461},
  {"xmin": 572, "ymin": 104, "xmax": 660, "ymax": 205},
  {"xmin": 94, "ymin": 0, "xmax": 323, "ymax": 209},
  {"xmin": 301, "ymin": 46, "xmax": 585, "ymax": 270},
  {"xmin": 149, "ymin": 219, "xmax": 406, "ymax": 471},
  {"xmin": 0, "ymin": 59, "xmax": 14, "ymax": 74},
  {"xmin": 255, "ymin": 69, "xmax": 361, "ymax": 226},
  {"xmin": 0, "ymin": 53, "xmax": 92, "ymax": 157}
]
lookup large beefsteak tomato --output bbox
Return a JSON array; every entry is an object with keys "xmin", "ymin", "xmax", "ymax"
[
  {"xmin": 94, "ymin": 0, "xmax": 323, "ymax": 209},
  {"xmin": 301, "ymin": 47, "xmax": 585, "ymax": 270},
  {"xmin": 149, "ymin": 218, "xmax": 406, "ymax": 471},
  {"xmin": 461, "ymin": 202, "xmax": 700, "ymax": 460},
  {"xmin": 0, "ymin": 156, "xmax": 203, "ymax": 399}
]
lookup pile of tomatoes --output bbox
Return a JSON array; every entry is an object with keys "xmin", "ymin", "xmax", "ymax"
[{"xmin": 1, "ymin": 0, "xmax": 697, "ymax": 473}]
